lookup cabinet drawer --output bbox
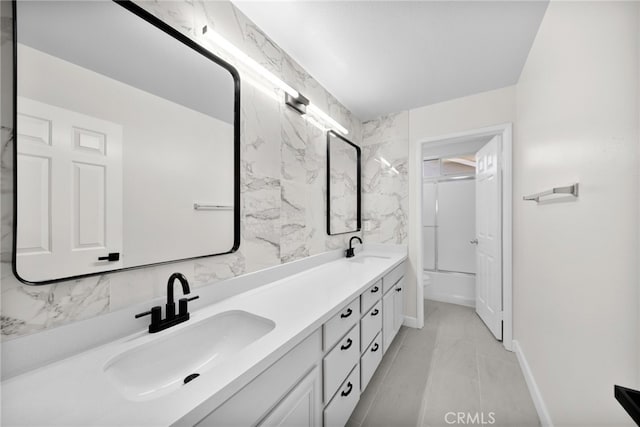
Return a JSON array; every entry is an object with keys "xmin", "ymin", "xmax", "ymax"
[
  {"xmin": 382, "ymin": 261, "xmax": 406, "ymax": 294},
  {"xmin": 360, "ymin": 301, "xmax": 382, "ymax": 352},
  {"xmin": 360, "ymin": 280, "xmax": 382, "ymax": 314},
  {"xmin": 323, "ymin": 298, "xmax": 360, "ymax": 351},
  {"xmin": 360, "ymin": 333, "xmax": 383, "ymax": 391},
  {"xmin": 323, "ymin": 326, "xmax": 359, "ymax": 403},
  {"xmin": 324, "ymin": 365, "xmax": 360, "ymax": 427}
]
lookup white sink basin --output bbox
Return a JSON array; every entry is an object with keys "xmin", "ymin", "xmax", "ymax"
[{"xmin": 104, "ymin": 310, "xmax": 275, "ymax": 401}]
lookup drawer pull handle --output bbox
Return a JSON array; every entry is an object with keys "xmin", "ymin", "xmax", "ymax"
[
  {"xmin": 340, "ymin": 308, "xmax": 353, "ymax": 318},
  {"xmin": 371, "ymin": 309, "xmax": 379, "ymax": 316},
  {"xmin": 371, "ymin": 286, "xmax": 379, "ymax": 293},
  {"xmin": 371, "ymin": 343, "xmax": 379, "ymax": 352},
  {"xmin": 341, "ymin": 382, "xmax": 353, "ymax": 397},
  {"xmin": 396, "ymin": 287, "xmax": 402, "ymax": 292},
  {"xmin": 341, "ymin": 338, "xmax": 353, "ymax": 350}
]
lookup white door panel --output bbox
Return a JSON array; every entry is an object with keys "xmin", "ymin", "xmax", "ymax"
[
  {"xmin": 16, "ymin": 97, "xmax": 123, "ymax": 282},
  {"xmin": 475, "ymin": 136, "xmax": 502, "ymax": 340},
  {"xmin": 16, "ymin": 154, "xmax": 51, "ymax": 254}
]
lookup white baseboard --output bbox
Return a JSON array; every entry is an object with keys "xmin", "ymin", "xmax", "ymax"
[
  {"xmin": 403, "ymin": 316, "xmax": 418, "ymax": 328},
  {"xmin": 424, "ymin": 294, "xmax": 475, "ymax": 308},
  {"xmin": 512, "ymin": 340, "xmax": 553, "ymax": 427}
]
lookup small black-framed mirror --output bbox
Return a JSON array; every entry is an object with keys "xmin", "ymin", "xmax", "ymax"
[
  {"xmin": 12, "ymin": 0, "xmax": 240, "ymax": 285},
  {"xmin": 326, "ymin": 130, "xmax": 361, "ymax": 235}
]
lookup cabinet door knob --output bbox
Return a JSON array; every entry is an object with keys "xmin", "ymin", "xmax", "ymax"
[
  {"xmin": 396, "ymin": 287, "xmax": 402, "ymax": 292},
  {"xmin": 371, "ymin": 286, "xmax": 379, "ymax": 293},
  {"xmin": 340, "ymin": 338, "xmax": 353, "ymax": 350},
  {"xmin": 371, "ymin": 343, "xmax": 379, "ymax": 352},
  {"xmin": 341, "ymin": 382, "xmax": 353, "ymax": 397},
  {"xmin": 340, "ymin": 308, "xmax": 353, "ymax": 318},
  {"xmin": 371, "ymin": 309, "xmax": 379, "ymax": 316}
]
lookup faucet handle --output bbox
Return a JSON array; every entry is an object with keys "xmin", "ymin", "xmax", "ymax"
[
  {"xmin": 135, "ymin": 306, "xmax": 162, "ymax": 332},
  {"xmin": 135, "ymin": 305, "xmax": 161, "ymax": 319},
  {"xmin": 179, "ymin": 295, "xmax": 199, "ymax": 316}
]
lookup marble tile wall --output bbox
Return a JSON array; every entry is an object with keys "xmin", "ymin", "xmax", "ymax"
[
  {"xmin": 0, "ymin": 0, "xmax": 363, "ymax": 340},
  {"xmin": 361, "ymin": 111, "xmax": 410, "ymax": 245}
]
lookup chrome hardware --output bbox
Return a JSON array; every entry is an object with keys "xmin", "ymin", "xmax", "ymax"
[
  {"xmin": 523, "ymin": 183, "xmax": 579, "ymax": 203},
  {"xmin": 193, "ymin": 203, "xmax": 233, "ymax": 211}
]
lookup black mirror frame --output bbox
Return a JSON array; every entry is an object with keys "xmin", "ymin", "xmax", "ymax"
[
  {"xmin": 326, "ymin": 130, "xmax": 361, "ymax": 236},
  {"xmin": 11, "ymin": 0, "xmax": 241, "ymax": 285}
]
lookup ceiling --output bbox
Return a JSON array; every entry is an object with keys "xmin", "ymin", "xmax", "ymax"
[{"xmin": 233, "ymin": 1, "xmax": 548, "ymax": 121}]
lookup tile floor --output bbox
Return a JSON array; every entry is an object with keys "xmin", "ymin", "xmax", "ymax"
[{"xmin": 347, "ymin": 300, "xmax": 539, "ymax": 427}]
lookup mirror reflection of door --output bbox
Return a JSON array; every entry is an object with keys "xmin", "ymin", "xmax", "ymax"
[{"xmin": 17, "ymin": 97, "xmax": 124, "ymax": 282}]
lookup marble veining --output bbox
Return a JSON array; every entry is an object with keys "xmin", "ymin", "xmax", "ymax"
[
  {"xmin": 362, "ymin": 111, "xmax": 410, "ymax": 244},
  {"xmin": 0, "ymin": 0, "xmax": 367, "ymax": 340}
]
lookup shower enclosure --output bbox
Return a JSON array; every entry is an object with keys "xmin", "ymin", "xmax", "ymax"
[{"xmin": 422, "ymin": 155, "xmax": 476, "ymax": 306}]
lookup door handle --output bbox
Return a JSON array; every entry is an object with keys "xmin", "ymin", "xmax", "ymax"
[
  {"xmin": 470, "ymin": 239, "xmax": 478, "ymax": 245},
  {"xmin": 340, "ymin": 308, "xmax": 353, "ymax": 319},
  {"xmin": 98, "ymin": 252, "xmax": 120, "ymax": 262},
  {"xmin": 340, "ymin": 338, "xmax": 353, "ymax": 350}
]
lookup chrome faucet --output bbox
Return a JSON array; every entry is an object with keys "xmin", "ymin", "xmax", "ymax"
[
  {"xmin": 135, "ymin": 272, "xmax": 199, "ymax": 333},
  {"xmin": 346, "ymin": 236, "xmax": 362, "ymax": 258}
]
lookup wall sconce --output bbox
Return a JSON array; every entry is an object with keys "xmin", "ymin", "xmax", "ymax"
[
  {"xmin": 201, "ymin": 25, "xmax": 348, "ymax": 135},
  {"xmin": 285, "ymin": 93, "xmax": 309, "ymax": 115}
]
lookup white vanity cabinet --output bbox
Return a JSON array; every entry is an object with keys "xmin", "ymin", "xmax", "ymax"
[
  {"xmin": 382, "ymin": 263, "xmax": 405, "ymax": 353},
  {"xmin": 193, "ymin": 330, "xmax": 322, "ymax": 427},
  {"xmin": 190, "ymin": 261, "xmax": 406, "ymax": 427}
]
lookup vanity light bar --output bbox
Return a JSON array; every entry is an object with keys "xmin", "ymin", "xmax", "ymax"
[
  {"xmin": 201, "ymin": 25, "xmax": 299, "ymax": 98},
  {"xmin": 201, "ymin": 25, "xmax": 349, "ymax": 135},
  {"xmin": 307, "ymin": 104, "xmax": 348, "ymax": 135}
]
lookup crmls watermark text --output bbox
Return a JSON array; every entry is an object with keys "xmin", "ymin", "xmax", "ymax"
[{"xmin": 444, "ymin": 412, "xmax": 496, "ymax": 425}]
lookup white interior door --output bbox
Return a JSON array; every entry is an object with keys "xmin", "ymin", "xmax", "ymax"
[
  {"xmin": 16, "ymin": 97, "xmax": 123, "ymax": 282},
  {"xmin": 475, "ymin": 136, "xmax": 502, "ymax": 339}
]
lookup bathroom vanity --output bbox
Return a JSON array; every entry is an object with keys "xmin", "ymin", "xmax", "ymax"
[{"xmin": 2, "ymin": 247, "xmax": 407, "ymax": 426}]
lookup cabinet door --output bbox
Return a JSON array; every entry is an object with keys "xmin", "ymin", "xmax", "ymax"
[
  {"xmin": 260, "ymin": 366, "xmax": 322, "ymax": 427},
  {"xmin": 382, "ymin": 289, "xmax": 395, "ymax": 353},
  {"xmin": 393, "ymin": 278, "xmax": 404, "ymax": 335}
]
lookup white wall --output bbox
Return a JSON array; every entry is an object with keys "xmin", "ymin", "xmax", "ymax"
[
  {"xmin": 514, "ymin": 2, "xmax": 639, "ymax": 424},
  {"xmin": 406, "ymin": 86, "xmax": 517, "ymax": 318}
]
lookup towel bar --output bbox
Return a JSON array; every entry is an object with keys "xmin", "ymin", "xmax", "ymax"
[{"xmin": 523, "ymin": 183, "xmax": 579, "ymax": 203}]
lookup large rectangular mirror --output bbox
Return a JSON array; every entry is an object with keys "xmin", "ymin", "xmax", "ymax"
[
  {"xmin": 327, "ymin": 130, "xmax": 361, "ymax": 235},
  {"xmin": 13, "ymin": 1, "xmax": 240, "ymax": 284}
]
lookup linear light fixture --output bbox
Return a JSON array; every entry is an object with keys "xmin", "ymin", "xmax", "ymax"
[{"xmin": 201, "ymin": 25, "xmax": 348, "ymax": 135}]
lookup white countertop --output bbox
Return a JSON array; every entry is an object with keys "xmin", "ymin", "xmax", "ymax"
[{"xmin": 2, "ymin": 248, "xmax": 406, "ymax": 426}]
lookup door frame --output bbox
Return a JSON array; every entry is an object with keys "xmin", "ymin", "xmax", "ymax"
[{"xmin": 415, "ymin": 123, "xmax": 513, "ymax": 351}]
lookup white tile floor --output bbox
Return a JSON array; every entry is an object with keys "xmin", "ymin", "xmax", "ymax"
[{"xmin": 347, "ymin": 300, "xmax": 539, "ymax": 427}]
